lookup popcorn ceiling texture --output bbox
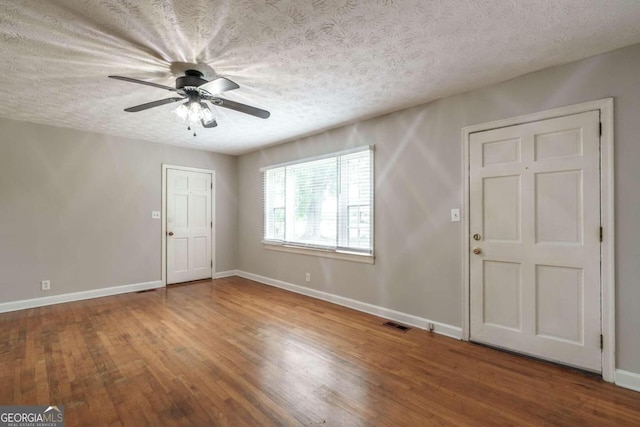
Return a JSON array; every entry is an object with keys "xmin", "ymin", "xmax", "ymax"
[{"xmin": 1, "ymin": 0, "xmax": 640, "ymax": 154}]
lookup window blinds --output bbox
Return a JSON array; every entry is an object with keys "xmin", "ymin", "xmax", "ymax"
[{"xmin": 263, "ymin": 146, "xmax": 373, "ymax": 255}]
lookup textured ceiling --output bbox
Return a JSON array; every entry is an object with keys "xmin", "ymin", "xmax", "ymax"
[{"xmin": 1, "ymin": 1, "xmax": 640, "ymax": 155}]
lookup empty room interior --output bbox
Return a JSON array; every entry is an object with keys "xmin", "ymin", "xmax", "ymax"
[{"xmin": 2, "ymin": 1, "xmax": 640, "ymax": 425}]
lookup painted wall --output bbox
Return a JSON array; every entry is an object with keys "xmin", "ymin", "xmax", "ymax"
[
  {"xmin": 0, "ymin": 118, "xmax": 237, "ymax": 302},
  {"xmin": 237, "ymin": 43, "xmax": 640, "ymax": 374}
]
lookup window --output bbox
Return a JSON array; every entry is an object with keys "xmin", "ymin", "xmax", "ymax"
[{"xmin": 263, "ymin": 146, "xmax": 374, "ymax": 257}]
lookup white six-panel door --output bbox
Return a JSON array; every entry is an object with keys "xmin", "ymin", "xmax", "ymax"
[
  {"xmin": 469, "ymin": 110, "xmax": 601, "ymax": 372},
  {"xmin": 166, "ymin": 169, "xmax": 212, "ymax": 285}
]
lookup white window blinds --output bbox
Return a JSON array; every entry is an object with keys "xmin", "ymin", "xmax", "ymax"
[{"xmin": 263, "ymin": 146, "xmax": 373, "ymax": 255}]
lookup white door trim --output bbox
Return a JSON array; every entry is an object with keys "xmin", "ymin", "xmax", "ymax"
[
  {"xmin": 161, "ymin": 164, "xmax": 216, "ymax": 287},
  {"xmin": 461, "ymin": 98, "xmax": 615, "ymax": 382}
]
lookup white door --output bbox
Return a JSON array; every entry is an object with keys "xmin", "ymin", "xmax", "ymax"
[
  {"xmin": 166, "ymin": 169, "xmax": 212, "ymax": 284},
  {"xmin": 469, "ymin": 110, "xmax": 601, "ymax": 372}
]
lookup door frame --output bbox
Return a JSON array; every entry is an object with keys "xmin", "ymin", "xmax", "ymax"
[
  {"xmin": 161, "ymin": 164, "xmax": 216, "ymax": 286},
  {"xmin": 461, "ymin": 98, "xmax": 615, "ymax": 382}
]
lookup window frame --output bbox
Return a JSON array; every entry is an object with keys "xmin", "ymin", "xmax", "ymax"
[{"xmin": 261, "ymin": 145, "xmax": 375, "ymax": 263}]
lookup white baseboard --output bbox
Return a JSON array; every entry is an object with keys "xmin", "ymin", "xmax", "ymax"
[
  {"xmin": 235, "ymin": 270, "xmax": 462, "ymax": 339},
  {"xmin": 616, "ymin": 369, "xmax": 640, "ymax": 393},
  {"xmin": 0, "ymin": 280, "xmax": 164, "ymax": 314},
  {"xmin": 214, "ymin": 270, "xmax": 238, "ymax": 279}
]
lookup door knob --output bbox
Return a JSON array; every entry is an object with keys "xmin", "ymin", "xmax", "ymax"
[
  {"xmin": 472, "ymin": 247, "xmax": 482, "ymax": 255},
  {"xmin": 168, "ymin": 231, "xmax": 174, "ymax": 236}
]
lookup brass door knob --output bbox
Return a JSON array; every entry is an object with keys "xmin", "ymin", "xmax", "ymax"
[
  {"xmin": 168, "ymin": 231, "xmax": 174, "ymax": 236},
  {"xmin": 472, "ymin": 247, "xmax": 482, "ymax": 255}
]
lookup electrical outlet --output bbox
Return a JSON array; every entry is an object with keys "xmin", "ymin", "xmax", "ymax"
[
  {"xmin": 305, "ymin": 273, "xmax": 311, "ymax": 282},
  {"xmin": 41, "ymin": 280, "xmax": 51, "ymax": 291},
  {"xmin": 151, "ymin": 211, "xmax": 161, "ymax": 219}
]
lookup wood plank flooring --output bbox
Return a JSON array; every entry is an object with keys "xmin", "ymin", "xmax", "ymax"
[{"xmin": 1, "ymin": 276, "xmax": 639, "ymax": 426}]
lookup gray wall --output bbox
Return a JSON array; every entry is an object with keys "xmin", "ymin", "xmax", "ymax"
[
  {"xmin": 0, "ymin": 118, "xmax": 237, "ymax": 302},
  {"xmin": 238, "ymin": 43, "xmax": 640, "ymax": 374}
]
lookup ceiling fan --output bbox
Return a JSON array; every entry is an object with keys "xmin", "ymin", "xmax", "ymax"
[{"xmin": 108, "ymin": 70, "xmax": 270, "ymax": 134}]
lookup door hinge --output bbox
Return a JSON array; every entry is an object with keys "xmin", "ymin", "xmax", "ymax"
[
  {"xmin": 211, "ymin": 182, "xmax": 213, "ymax": 189},
  {"xmin": 211, "ymin": 260, "xmax": 213, "ymax": 268},
  {"xmin": 211, "ymin": 221, "xmax": 213, "ymax": 228},
  {"xmin": 599, "ymin": 122, "xmax": 602, "ymax": 136},
  {"xmin": 600, "ymin": 334, "xmax": 603, "ymax": 350},
  {"xmin": 600, "ymin": 227, "xmax": 603, "ymax": 242}
]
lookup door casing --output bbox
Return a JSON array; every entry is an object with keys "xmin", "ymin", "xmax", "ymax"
[
  {"xmin": 461, "ymin": 98, "xmax": 615, "ymax": 382},
  {"xmin": 161, "ymin": 164, "xmax": 216, "ymax": 287}
]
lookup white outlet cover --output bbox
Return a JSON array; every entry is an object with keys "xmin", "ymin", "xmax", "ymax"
[
  {"xmin": 451, "ymin": 209, "xmax": 461, "ymax": 222},
  {"xmin": 152, "ymin": 211, "xmax": 161, "ymax": 219}
]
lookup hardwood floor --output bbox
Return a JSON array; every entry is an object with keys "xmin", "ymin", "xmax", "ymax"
[{"xmin": 1, "ymin": 277, "xmax": 639, "ymax": 426}]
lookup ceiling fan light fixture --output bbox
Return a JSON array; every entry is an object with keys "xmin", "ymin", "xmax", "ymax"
[
  {"xmin": 200, "ymin": 103, "xmax": 215, "ymax": 125},
  {"xmin": 187, "ymin": 101, "xmax": 202, "ymax": 123},
  {"xmin": 174, "ymin": 103, "xmax": 189, "ymax": 120}
]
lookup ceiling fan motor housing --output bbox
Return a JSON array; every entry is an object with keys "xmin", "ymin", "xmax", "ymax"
[{"xmin": 176, "ymin": 69, "xmax": 207, "ymax": 89}]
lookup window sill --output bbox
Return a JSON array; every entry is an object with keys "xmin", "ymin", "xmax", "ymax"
[{"xmin": 263, "ymin": 243, "xmax": 375, "ymax": 264}]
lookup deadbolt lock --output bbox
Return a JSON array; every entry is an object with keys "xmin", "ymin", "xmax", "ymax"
[{"xmin": 473, "ymin": 233, "xmax": 481, "ymax": 241}]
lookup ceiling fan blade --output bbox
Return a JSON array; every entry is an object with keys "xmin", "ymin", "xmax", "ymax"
[
  {"xmin": 124, "ymin": 97, "xmax": 184, "ymax": 112},
  {"xmin": 109, "ymin": 75, "xmax": 177, "ymax": 91},
  {"xmin": 199, "ymin": 77, "xmax": 240, "ymax": 94},
  {"xmin": 208, "ymin": 97, "xmax": 270, "ymax": 119}
]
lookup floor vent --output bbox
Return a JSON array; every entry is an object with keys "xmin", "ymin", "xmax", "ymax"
[{"xmin": 382, "ymin": 321, "xmax": 411, "ymax": 332}]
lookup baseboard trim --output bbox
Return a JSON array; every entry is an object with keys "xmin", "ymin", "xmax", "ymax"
[
  {"xmin": 0, "ymin": 280, "xmax": 164, "ymax": 314},
  {"xmin": 214, "ymin": 270, "xmax": 238, "ymax": 279},
  {"xmin": 235, "ymin": 270, "xmax": 462, "ymax": 340},
  {"xmin": 616, "ymin": 369, "xmax": 640, "ymax": 393}
]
